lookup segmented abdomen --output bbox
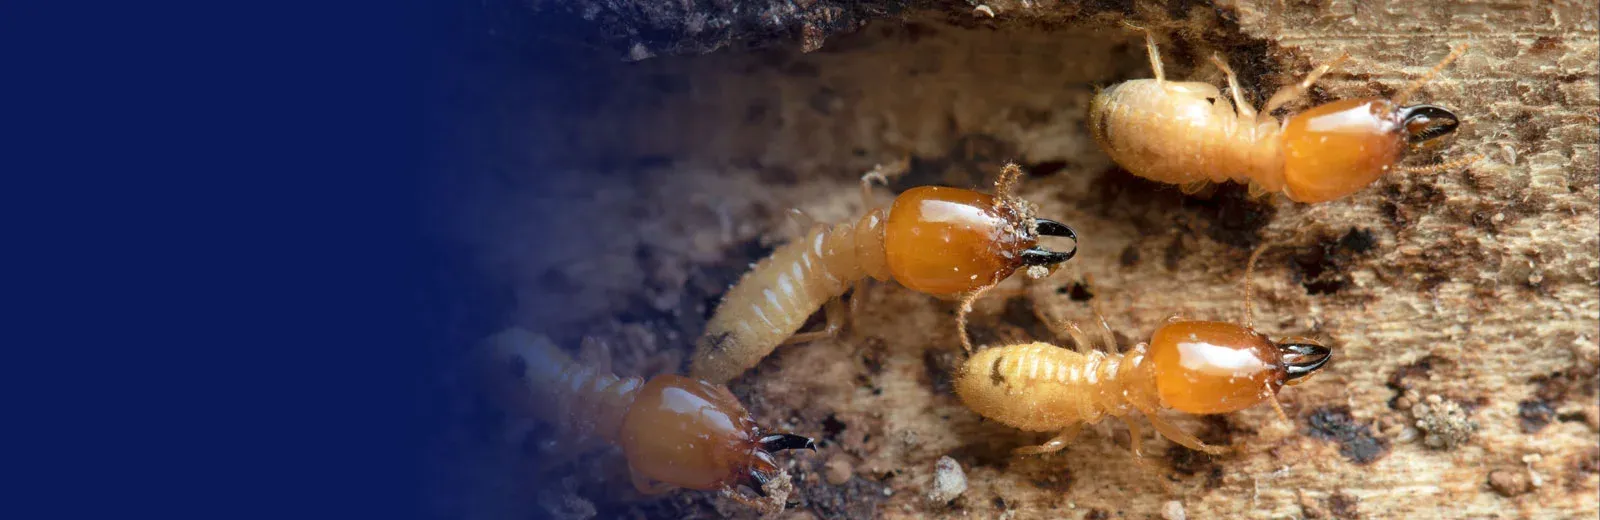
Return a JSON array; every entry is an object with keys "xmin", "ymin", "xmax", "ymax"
[
  {"xmin": 1089, "ymin": 80, "xmax": 1277, "ymax": 188},
  {"xmin": 955, "ymin": 342, "xmax": 1126, "ymax": 432},
  {"xmin": 484, "ymin": 328, "xmax": 642, "ymax": 445},
  {"xmin": 690, "ymin": 215, "xmax": 880, "ymax": 383}
]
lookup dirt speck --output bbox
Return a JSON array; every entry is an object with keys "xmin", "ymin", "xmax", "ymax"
[
  {"xmin": 1182, "ymin": 183, "xmax": 1276, "ymax": 249},
  {"xmin": 1119, "ymin": 244, "xmax": 1141, "ymax": 267},
  {"xmin": 1520, "ymin": 399, "xmax": 1557, "ymax": 433},
  {"xmin": 1489, "ymin": 469, "xmax": 1532, "ymax": 497},
  {"xmin": 1386, "ymin": 355, "xmax": 1448, "ymax": 410},
  {"xmin": 1306, "ymin": 406, "xmax": 1390, "ymax": 464},
  {"xmin": 1060, "ymin": 280, "xmax": 1094, "ymax": 301},
  {"xmin": 1327, "ymin": 490, "xmax": 1361, "ymax": 519},
  {"xmin": 825, "ymin": 456, "xmax": 854, "ymax": 485},
  {"xmin": 1411, "ymin": 394, "xmax": 1479, "ymax": 449},
  {"xmin": 1567, "ymin": 446, "xmax": 1600, "ymax": 491},
  {"xmin": 797, "ymin": 467, "xmax": 886, "ymax": 520},
  {"xmin": 1160, "ymin": 500, "xmax": 1186, "ymax": 520},
  {"xmin": 922, "ymin": 348, "xmax": 961, "ymax": 396},
  {"xmin": 1290, "ymin": 227, "xmax": 1376, "ymax": 296}
]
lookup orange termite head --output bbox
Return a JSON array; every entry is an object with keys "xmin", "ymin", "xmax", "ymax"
[
  {"xmin": 882, "ymin": 186, "xmax": 1078, "ymax": 295},
  {"xmin": 1146, "ymin": 321, "xmax": 1333, "ymax": 415},
  {"xmin": 1281, "ymin": 98, "xmax": 1463, "ymax": 203},
  {"xmin": 619, "ymin": 375, "xmax": 815, "ymax": 495}
]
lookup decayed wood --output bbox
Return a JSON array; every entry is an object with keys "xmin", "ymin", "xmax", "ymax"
[{"xmin": 436, "ymin": 1, "xmax": 1599, "ymax": 519}]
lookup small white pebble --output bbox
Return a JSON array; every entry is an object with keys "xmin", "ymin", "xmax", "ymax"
[
  {"xmin": 926, "ymin": 456, "xmax": 969, "ymax": 504},
  {"xmin": 1161, "ymin": 500, "xmax": 1186, "ymax": 520},
  {"xmin": 883, "ymin": 487, "xmax": 894, "ymax": 497}
]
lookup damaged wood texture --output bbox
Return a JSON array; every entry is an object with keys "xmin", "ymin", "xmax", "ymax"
[{"xmin": 435, "ymin": 1, "xmax": 1598, "ymax": 519}]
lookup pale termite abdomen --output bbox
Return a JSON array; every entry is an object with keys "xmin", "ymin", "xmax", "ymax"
[
  {"xmin": 485, "ymin": 327, "xmax": 642, "ymax": 444},
  {"xmin": 956, "ymin": 342, "xmax": 1157, "ymax": 433},
  {"xmin": 691, "ymin": 211, "xmax": 888, "ymax": 383}
]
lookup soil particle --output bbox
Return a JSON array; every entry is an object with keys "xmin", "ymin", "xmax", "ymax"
[
  {"xmin": 1489, "ymin": 469, "xmax": 1533, "ymax": 497},
  {"xmin": 926, "ymin": 456, "xmax": 969, "ymax": 505},
  {"xmin": 1327, "ymin": 491, "xmax": 1361, "ymax": 519},
  {"xmin": 1306, "ymin": 406, "xmax": 1390, "ymax": 464},
  {"xmin": 1411, "ymin": 394, "xmax": 1479, "ymax": 450}
]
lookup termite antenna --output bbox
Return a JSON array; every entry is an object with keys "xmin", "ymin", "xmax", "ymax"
[
  {"xmin": 957, "ymin": 283, "xmax": 996, "ymax": 354},
  {"xmin": 1393, "ymin": 44, "xmax": 1468, "ymax": 106},
  {"xmin": 1243, "ymin": 242, "xmax": 1272, "ymax": 330},
  {"xmin": 758, "ymin": 433, "xmax": 817, "ymax": 453},
  {"xmin": 1396, "ymin": 153, "xmax": 1483, "ymax": 175},
  {"xmin": 994, "ymin": 162, "xmax": 1025, "ymax": 203},
  {"xmin": 1266, "ymin": 387, "xmax": 1291, "ymax": 423}
]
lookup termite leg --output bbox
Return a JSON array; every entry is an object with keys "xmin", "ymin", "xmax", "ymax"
[
  {"xmin": 1208, "ymin": 53, "xmax": 1257, "ymax": 120},
  {"xmin": 1121, "ymin": 417, "xmax": 1163, "ymax": 472},
  {"xmin": 576, "ymin": 336, "xmax": 612, "ymax": 375},
  {"xmin": 860, "ymin": 168, "xmax": 888, "ymax": 209},
  {"xmin": 782, "ymin": 297, "xmax": 848, "ymax": 346},
  {"xmin": 1037, "ymin": 303, "xmax": 1094, "ymax": 354},
  {"xmin": 785, "ymin": 208, "xmax": 819, "ymax": 239},
  {"xmin": 1262, "ymin": 52, "xmax": 1351, "ymax": 117},
  {"xmin": 1013, "ymin": 423, "xmax": 1084, "ymax": 456},
  {"xmin": 1179, "ymin": 180, "xmax": 1209, "ymax": 195},
  {"xmin": 1242, "ymin": 243, "xmax": 1272, "ymax": 330},
  {"xmin": 1144, "ymin": 412, "xmax": 1229, "ymax": 455},
  {"xmin": 1246, "ymin": 179, "xmax": 1271, "ymax": 200},
  {"xmin": 1124, "ymin": 22, "xmax": 1165, "ymax": 82},
  {"xmin": 848, "ymin": 280, "xmax": 867, "ymax": 324},
  {"xmin": 1125, "ymin": 416, "xmax": 1146, "ymax": 459},
  {"xmin": 1089, "ymin": 299, "xmax": 1118, "ymax": 354}
]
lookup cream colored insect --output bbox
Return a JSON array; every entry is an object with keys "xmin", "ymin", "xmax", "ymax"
[
  {"xmin": 953, "ymin": 246, "xmax": 1332, "ymax": 457},
  {"xmin": 478, "ymin": 328, "xmax": 815, "ymax": 510},
  {"xmin": 689, "ymin": 164, "xmax": 1079, "ymax": 383},
  {"xmin": 1089, "ymin": 26, "xmax": 1478, "ymax": 203}
]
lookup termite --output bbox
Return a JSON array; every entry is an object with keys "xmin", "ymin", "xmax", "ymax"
[
  {"xmin": 952, "ymin": 246, "xmax": 1333, "ymax": 458},
  {"xmin": 690, "ymin": 162, "xmax": 1081, "ymax": 383},
  {"xmin": 1089, "ymin": 25, "xmax": 1479, "ymax": 203},
  {"xmin": 480, "ymin": 327, "xmax": 816, "ymax": 510}
]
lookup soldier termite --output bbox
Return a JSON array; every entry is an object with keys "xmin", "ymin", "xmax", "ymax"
[
  {"xmin": 479, "ymin": 327, "xmax": 816, "ymax": 512},
  {"xmin": 1089, "ymin": 25, "xmax": 1479, "ymax": 203},
  {"xmin": 953, "ymin": 245, "xmax": 1333, "ymax": 459},
  {"xmin": 689, "ymin": 162, "xmax": 1080, "ymax": 383}
]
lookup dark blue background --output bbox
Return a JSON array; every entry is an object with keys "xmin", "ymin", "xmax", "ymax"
[{"xmin": 5, "ymin": 0, "xmax": 466, "ymax": 517}]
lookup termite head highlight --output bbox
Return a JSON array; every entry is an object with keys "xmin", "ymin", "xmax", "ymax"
[
  {"xmin": 620, "ymin": 375, "xmax": 816, "ymax": 496},
  {"xmin": 883, "ymin": 164, "xmax": 1079, "ymax": 294},
  {"xmin": 1146, "ymin": 321, "xmax": 1333, "ymax": 415},
  {"xmin": 1281, "ymin": 98, "xmax": 1464, "ymax": 203},
  {"xmin": 1280, "ymin": 43, "xmax": 1475, "ymax": 204}
]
